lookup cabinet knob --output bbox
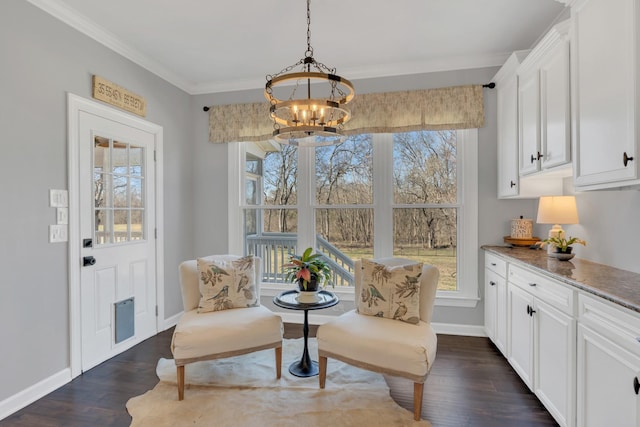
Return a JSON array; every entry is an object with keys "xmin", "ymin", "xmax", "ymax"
[
  {"xmin": 528, "ymin": 282, "xmax": 537, "ymax": 287},
  {"xmin": 526, "ymin": 305, "xmax": 536, "ymax": 316},
  {"xmin": 490, "ymin": 281, "xmax": 496, "ymax": 286},
  {"xmin": 491, "ymin": 263, "xmax": 497, "ymax": 266},
  {"xmin": 634, "ymin": 377, "xmax": 640, "ymax": 395},
  {"xmin": 623, "ymin": 152, "xmax": 635, "ymax": 167},
  {"xmin": 510, "ymin": 180, "xmax": 516, "ymax": 188}
]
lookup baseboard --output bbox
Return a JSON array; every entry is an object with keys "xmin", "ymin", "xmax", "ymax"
[
  {"xmin": 0, "ymin": 368, "xmax": 71, "ymax": 421},
  {"xmin": 163, "ymin": 311, "xmax": 182, "ymax": 331},
  {"xmin": 431, "ymin": 322, "xmax": 487, "ymax": 337},
  {"xmin": 279, "ymin": 312, "xmax": 487, "ymax": 337}
]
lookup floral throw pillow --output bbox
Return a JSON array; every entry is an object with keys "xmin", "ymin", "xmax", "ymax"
[
  {"xmin": 357, "ymin": 259, "xmax": 423, "ymax": 324},
  {"xmin": 197, "ymin": 255, "xmax": 259, "ymax": 313}
]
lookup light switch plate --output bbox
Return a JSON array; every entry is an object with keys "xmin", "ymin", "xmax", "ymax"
[
  {"xmin": 56, "ymin": 207, "xmax": 69, "ymax": 225},
  {"xmin": 50, "ymin": 189, "xmax": 68, "ymax": 207},
  {"xmin": 49, "ymin": 225, "xmax": 68, "ymax": 243}
]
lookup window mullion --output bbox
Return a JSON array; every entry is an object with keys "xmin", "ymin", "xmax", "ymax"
[
  {"xmin": 297, "ymin": 145, "xmax": 315, "ymax": 251},
  {"xmin": 373, "ymin": 134, "xmax": 394, "ymax": 258}
]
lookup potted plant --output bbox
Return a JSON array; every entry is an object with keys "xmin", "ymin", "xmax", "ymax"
[
  {"xmin": 284, "ymin": 247, "xmax": 333, "ymax": 292},
  {"xmin": 541, "ymin": 231, "xmax": 587, "ymax": 254}
]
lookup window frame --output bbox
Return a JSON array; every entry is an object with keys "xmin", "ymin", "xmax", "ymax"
[{"xmin": 228, "ymin": 129, "xmax": 479, "ymax": 308}]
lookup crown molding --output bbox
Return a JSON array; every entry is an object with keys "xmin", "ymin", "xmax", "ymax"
[
  {"xmin": 190, "ymin": 52, "xmax": 511, "ymax": 95},
  {"xmin": 25, "ymin": 0, "xmax": 525, "ymax": 96}
]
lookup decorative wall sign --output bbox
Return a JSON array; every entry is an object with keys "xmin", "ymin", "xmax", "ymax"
[{"xmin": 92, "ymin": 75, "xmax": 146, "ymax": 117}]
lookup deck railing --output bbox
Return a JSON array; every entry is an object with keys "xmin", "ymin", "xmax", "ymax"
[{"xmin": 245, "ymin": 233, "xmax": 354, "ymax": 287}]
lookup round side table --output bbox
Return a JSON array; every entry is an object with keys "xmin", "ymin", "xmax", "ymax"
[{"xmin": 273, "ymin": 289, "xmax": 339, "ymax": 377}]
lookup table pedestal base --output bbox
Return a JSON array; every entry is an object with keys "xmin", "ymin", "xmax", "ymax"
[{"xmin": 288, "ymin": 359, "xmax": 318, "ymax": 377}]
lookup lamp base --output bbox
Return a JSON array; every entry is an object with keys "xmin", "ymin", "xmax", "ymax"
[{"xmin": 547, "ymin": 224, "xmax": 564, "ymax": 256}]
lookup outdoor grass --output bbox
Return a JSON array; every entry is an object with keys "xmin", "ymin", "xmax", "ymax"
[{"xmin": 337, "ymin": 245, "xmax": 457, "ymax": 291}]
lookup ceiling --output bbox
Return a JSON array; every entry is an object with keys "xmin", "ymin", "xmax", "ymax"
[{"xmin": 28, "ymin": 0, "xmax": 568, "ymax": 95}]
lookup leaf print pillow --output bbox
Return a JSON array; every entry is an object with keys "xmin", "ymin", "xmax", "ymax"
[
  {"xmin": 196, "ymin": 255, "xmax": 259, "ymax": 313},
  {"xmin": 357, "ymin": 259, "xmax": 423, "ymax": 324}
]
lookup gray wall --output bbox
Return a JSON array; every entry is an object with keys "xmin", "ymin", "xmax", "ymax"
[{"xmin": 0, "ymin": 0, "xmax": 193, "ymax": 402}]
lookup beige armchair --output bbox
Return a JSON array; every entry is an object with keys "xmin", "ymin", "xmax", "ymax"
[
  {"xmin": 317, "ymin": 258, "xmax": 439, "ymax": 421},
  {"xmin": 171, "ymin": 255, "xmax": 283, "ymax": 400}
]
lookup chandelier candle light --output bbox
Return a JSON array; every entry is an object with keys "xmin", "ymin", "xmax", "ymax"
[{"xmin": 264, "ymin": 0, "xmax": 355, "ymax": 146}]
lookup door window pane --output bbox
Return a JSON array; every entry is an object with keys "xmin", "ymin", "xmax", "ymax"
[
  {"xmin": 131, "ymin": 210, "xmax": 143, "ymax": 241},
  {"xmin": 94, "ymin": 209, "xmax": 111, "ymax": 244},
  {"xmin": 130, "ymin": 146, "xmax": 143, "ymax": 176},
  {"xmin": 93, "ymin": 136, "xmax": 145, "ymax": 245}
]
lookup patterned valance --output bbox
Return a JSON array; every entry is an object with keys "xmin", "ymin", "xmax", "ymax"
[{"xmin": 208, "ymin": 84, "xmax": 484, "ymax": 143}]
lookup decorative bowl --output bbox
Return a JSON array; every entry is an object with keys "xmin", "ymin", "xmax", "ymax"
[{"xmin": 551, "ymin": 252, "xmax": 575, "ymax": 261}]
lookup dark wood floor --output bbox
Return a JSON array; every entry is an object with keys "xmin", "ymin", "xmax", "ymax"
[{"xmin": 1, "ymin": 324, "xmax": 557, "ymax": 427}]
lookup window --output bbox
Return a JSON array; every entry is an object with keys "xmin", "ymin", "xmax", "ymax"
[
  {"xmin": 93, "ymin": 136, "xmax": 145, "ymax": 244},
  {"xmin": 230, "ymin": 129, "xmax": 478, "ymax": 307}
]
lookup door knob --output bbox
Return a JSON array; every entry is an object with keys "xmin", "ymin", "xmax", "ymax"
[{"xmin": 83, "ymin": 256, "xmax": 96, "ymax": 266}]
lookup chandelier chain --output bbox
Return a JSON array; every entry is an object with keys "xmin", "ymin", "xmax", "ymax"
[{"xmin": 306, "ymin": 0, "xmax": 313, "ymax": 58}]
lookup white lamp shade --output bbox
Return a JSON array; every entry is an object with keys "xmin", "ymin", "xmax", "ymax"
[{"xmin": 536, "ymin": 196, "xmax": 579, "ymax": 225}]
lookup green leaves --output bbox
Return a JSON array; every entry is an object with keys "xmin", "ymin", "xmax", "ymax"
[{"xmin": 283, "ymin": 247, "xmax": 334, "ymax": 288}]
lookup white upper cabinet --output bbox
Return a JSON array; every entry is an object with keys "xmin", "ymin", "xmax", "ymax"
[
  {"xmin": 518, "ymin": 20, "xmax": 572, "ymax": 177},
  {"xmin": 495, "ymin": 52, "xmax": 527, "ymax": 198},
  {"xmin": 571, "ymin": 0, "xmax": 639, "ymax": 189}
]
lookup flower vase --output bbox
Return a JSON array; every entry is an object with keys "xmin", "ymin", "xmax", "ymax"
[{"xmin": 297, "ymin": 277, "xmax": 320, "ymax": 303}]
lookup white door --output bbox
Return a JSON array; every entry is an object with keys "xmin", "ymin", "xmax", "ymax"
[{"xmin": 78, "ymin": 110, "xmax": 157, "ymax": 371}]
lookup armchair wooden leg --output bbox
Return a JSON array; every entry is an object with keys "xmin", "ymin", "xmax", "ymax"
[
  {"xmin": 177, "ymin": 365, "xmax": 185, "ymax": 401},
  {"xmin": 319, "ymin": 356, "xmax": 327, "ymax": 389},
  {"xmin": 275, "ymin": 346, "xmax": 282, "ymax": 379},
  {"xmin": 413, "ymin": 382, "xmax": 424, "ymax": 421}
]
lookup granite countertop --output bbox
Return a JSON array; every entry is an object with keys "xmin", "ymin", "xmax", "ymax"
[{"xmin": 482, "ymin": 245, "xmax": 640, "ymax": 313}]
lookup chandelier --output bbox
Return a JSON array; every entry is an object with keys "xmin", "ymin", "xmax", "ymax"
[{"xmin": 264, "ymin": 0, "xmax": 355, "ymax": 146}]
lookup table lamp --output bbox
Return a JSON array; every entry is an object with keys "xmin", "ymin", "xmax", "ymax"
[{"xmin": 536, "ymin": 196, "xmax": 579, "ymax": 255}]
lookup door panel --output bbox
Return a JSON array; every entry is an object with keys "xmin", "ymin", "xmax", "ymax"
[{"xmin": 79, "ymin": 111, "xmax": 157, "ymax": 372}]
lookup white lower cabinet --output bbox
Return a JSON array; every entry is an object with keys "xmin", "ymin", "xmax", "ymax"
[
  {"xmin": 576, "ymin": 294, "xmax": 640, "ymax": 427},
  {"xmin": 486, "ymin": 250, "xmax": 640, "ymax": 427},
  {"xmin": 507, "ymin": 264, "xmax": 576, "ymax": 427},
  {"xmin": 484, "ymin": 253, "xmax": 507, "ymax": 354}
]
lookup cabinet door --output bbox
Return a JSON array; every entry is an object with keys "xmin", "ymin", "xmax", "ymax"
[
  {"xmin": 508, "ymin": 283, "xmax": 534, "ymax": 388},
  {"xmin": 497, "ymin": 74, "xmax": 520, "ymax": 198},
  {"xmin": 484, "ymin": 268, "xmax": 498, "ymax": 343},
  {"xmin": 519, "ymin": 68, "xmax": 541, "ymax": 175},
  {"xmin": 534, "ymin": 299, "xmax": 576, "ymax": 427},
  {"xmin": 495, "ymin": 278, "xmax": 508, "ymax": 355},
  {"xmin": 577, "ymin": 324, "xmax": 640, "ymax": 427},
  {"xmin": 573, "ymin": 0, "xmax": 638, "ymax": 187},
  {"xmin": 540, "ymin": 39, "xmax": 571, "ymax": 170}
]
